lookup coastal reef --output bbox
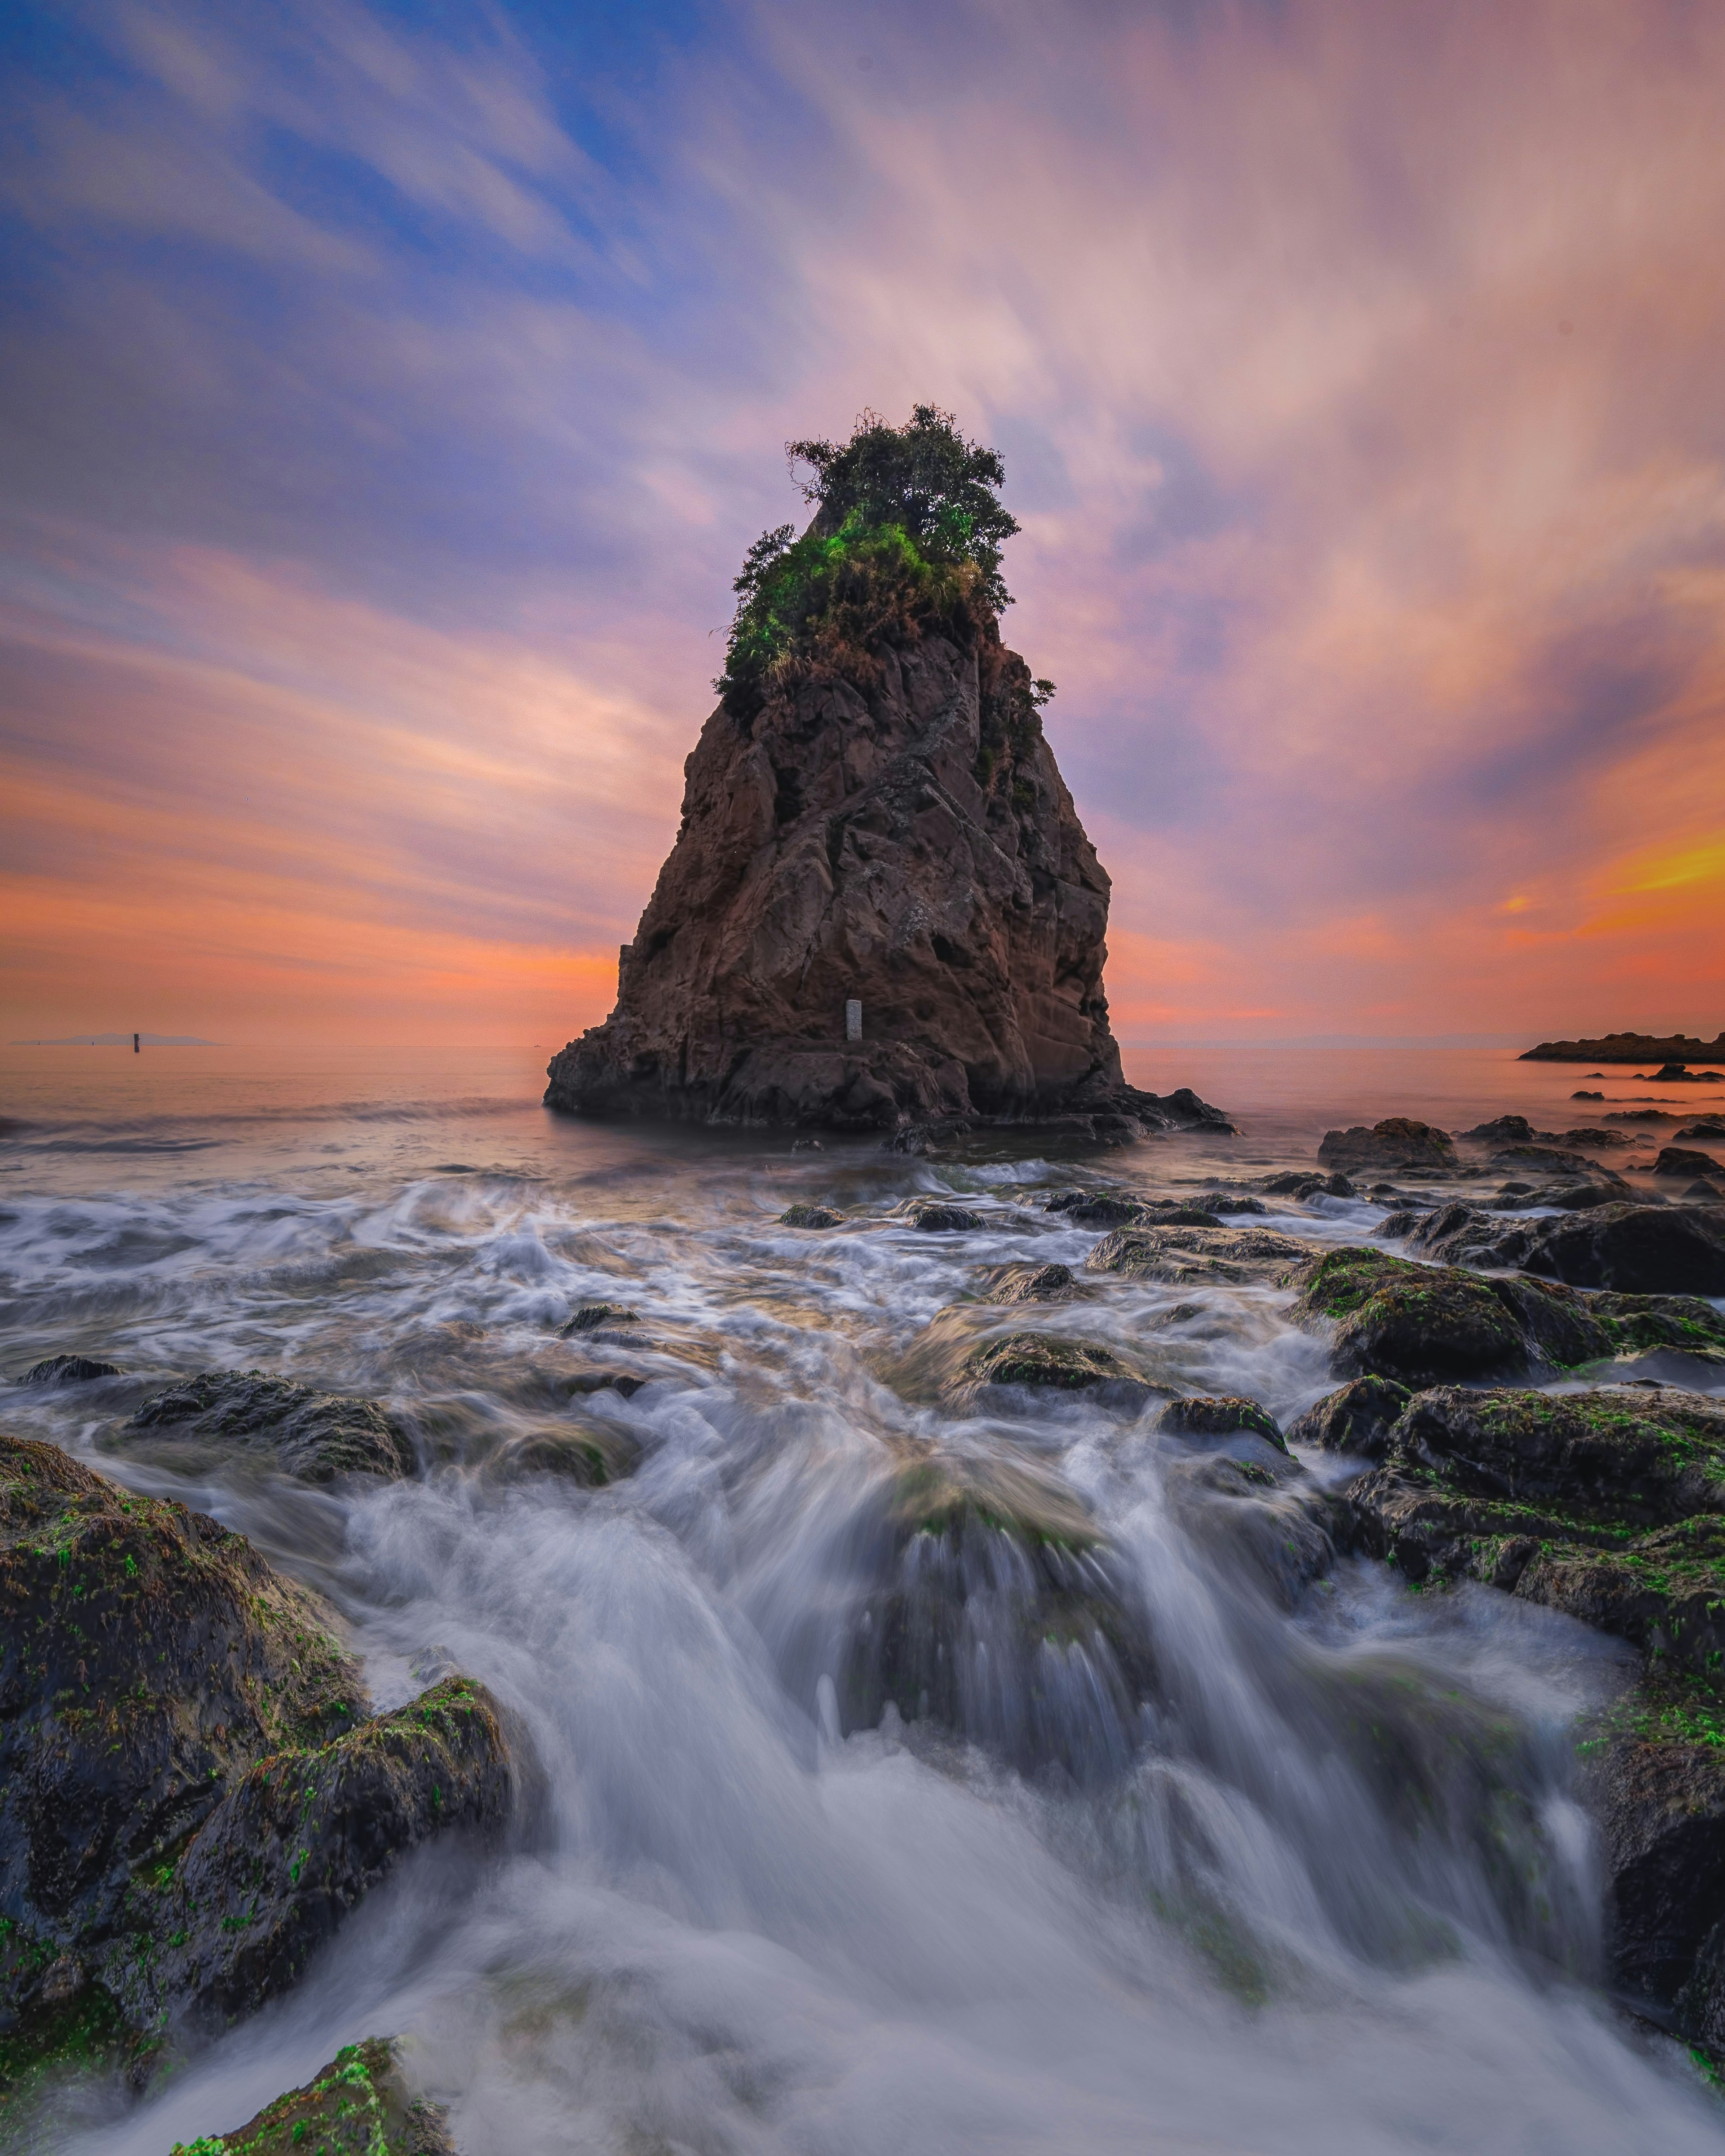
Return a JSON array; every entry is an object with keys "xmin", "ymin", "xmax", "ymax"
[{"xmin": 546, "ymin": 409, "xmax": 1226, "ymax": 1138}]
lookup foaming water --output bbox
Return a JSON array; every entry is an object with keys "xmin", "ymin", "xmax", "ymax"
[{"xmin": 2, "ymin": 1045, "xmax": 1722, "ymax": 2151}]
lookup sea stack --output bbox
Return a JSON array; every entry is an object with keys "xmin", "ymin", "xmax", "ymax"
[{"xmin": 546, "ymin": 407, "xmax": 1228, "ymax": 1138}]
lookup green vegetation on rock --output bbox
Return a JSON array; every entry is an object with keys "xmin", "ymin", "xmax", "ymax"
[
  {"xmin": 168, "ymin": 2037, "xmax": 454, "ymax": 2156},
  {"xmin": 717, "ymin": 406, "xmax": 1041, "ymax": 711}
]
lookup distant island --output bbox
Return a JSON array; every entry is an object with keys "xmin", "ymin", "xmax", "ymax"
[
  {"xmin": 1519, "ymin": 1030, "xmax": 1725, "ymax": 1063},
  {"xmin": 9, "ymin": 1032, "xmax": 220, "ymax": 1047}
]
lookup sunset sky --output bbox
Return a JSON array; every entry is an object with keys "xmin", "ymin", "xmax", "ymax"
[{"xmin": 3, "ymin": 0, "xmax": 1722, "ymax": 1056}]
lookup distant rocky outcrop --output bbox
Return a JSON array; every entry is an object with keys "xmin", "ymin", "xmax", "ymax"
[
  {"xmin": 546, "ymin": 409, "xmax": 1227, "ymax": 1140},
  {"xmin": 1520, "ymin": 1031, "xmax": 1725, "ymax": 1064}
]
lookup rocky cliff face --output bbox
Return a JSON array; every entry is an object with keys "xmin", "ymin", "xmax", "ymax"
[{"xmin": 547, "ymin": 587, "xmax": 1215, "ymax": 1133}]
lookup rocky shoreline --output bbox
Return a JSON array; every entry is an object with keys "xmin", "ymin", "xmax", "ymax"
[{"xmin": 7, "ymin": 1096, "xmax": 1725, "ymax": 2143}]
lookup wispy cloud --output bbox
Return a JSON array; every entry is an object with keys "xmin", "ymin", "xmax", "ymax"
[{"xmin": 1, "ymin": 0, "xmax": 1721, "ymax": 1045}]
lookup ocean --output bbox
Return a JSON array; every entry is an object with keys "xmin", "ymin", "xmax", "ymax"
[{"xmin": 3, "ymin": 1041, "xmax": 1722, "ymax": 2152}]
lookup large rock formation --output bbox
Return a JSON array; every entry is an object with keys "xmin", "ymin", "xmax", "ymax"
[{"xmin": 546, "ymin": 582, "xmax": 1221, "ymax": 1135}]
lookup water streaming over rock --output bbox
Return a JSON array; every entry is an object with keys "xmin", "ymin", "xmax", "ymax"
[{"xmin": 2, "ymin": 1044, "xmax": 1722, "ymax": 2152}]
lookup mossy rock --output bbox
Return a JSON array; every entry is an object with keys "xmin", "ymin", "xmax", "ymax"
[
  {"xmin": 978, "ymin": 1261, "xmax": 1079, "ymax": 1305},
  {"xmin": 1157, "ymin": 1395, "xmax": 1287, "ymax": 1454},
  {"xmin": 0, "ymin": 1436, "xmax": 511, "ymax": 2084},
  {"xmin": 169, "ymin": 2036, "xmax": 454, "ymax": 2155},
  {"xmin": 841, "ymin": 1452, "xmax": 1156, "ymax": 1777},
  {"xmin": 1285, "ymin": 1376, "xmax": 1411, "ymax": 1458},
  {"xmin": 484, "ymin": 1426, "xmax": 641, "ymax": 1487},
  {"xmin": 559, "ymin": 1303, "xmax": 641, "ymax": 1334},
  {"xmin": 907, "ymin": 1201, "xmax": 985, "ymax": 1233},
  {"xmin": 1399, "ymin": 1200, "xmax": 1725, "ymax": 1296},
  {"xmin": 1088, "ymin": 1223, "xmax": 1309, "ymax": 1286},
  {"xmin": 778, "ymin": 1203, "xmax": 844, "ymax": 1229},
  {"xmin": 1042, "ymin": 1190, "xmax": 1147, "ymax": 1226},
  {"xmin": 117, "ymin": 1371, "xmax": 413, "ymax": 1483},
  {"xmin": 953, "ymin": 1332, "xmax": 1142, "ymax": 1400}
]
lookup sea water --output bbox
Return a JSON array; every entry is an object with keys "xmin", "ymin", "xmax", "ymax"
[{"xmin": 2, "ymin": 1042, "xmax": 1722, "ymax": 2153}]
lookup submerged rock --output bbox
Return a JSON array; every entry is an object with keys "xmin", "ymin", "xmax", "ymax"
[
  {"xmin": 0, "ymin": 1436, "xmax": 511, "ymax": 2076},
  {"xmin": 169, "ymin": 2036, "xmax": 454, "ymax": 2156},
  {"xmin": 119, "ymin": 1371, "xmax": 414, "ymax": 1483},
  {"xmin": 1262, "ymin": 1170, "xmax": 1356, "ymax": 1199},
  {"xmin": 838, "ymin": 1453, "xmax": 1156, "ymax": 1779},
  {"xmin": 950, "ymin": 1332, "xmax": 1150, "ymax": 1409},
  {"xmin": 1317, "ymin": 1120, "xmax": 1456, "ymax": 1174},
  {"xmin": 1394, "ymin": 1199, "xmax": 1725, "ymax": 1296},
  {"xmin": 17, "ymin": 1355, "xmax": 123, "ymax": 1387},
  {"xmin": 1285, "ymin": 1376, "xmax": 1412, "ymax": 1458},
  {"xmin": 1088, "ymin": 1222, "xmax": 1310, "ymax": 1286},
  {"xmin": 778, "ymin": 1202, "xmax": 845, "ymax": 1228},
  {"xmin": 560, "ymin": 1303, "xmax": 641, "ymax": 1334},
  {"xmin": 978, "ymin": 1260, "xmax": 1079, "ymax": 1304},
  {"xmin": 907, "ymin": 1200, "xmax": 985, "ymax": 1233}
]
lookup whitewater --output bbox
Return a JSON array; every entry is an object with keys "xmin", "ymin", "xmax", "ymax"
[{"xmin": 3, "ymin": 1043, "xmax": 1721, "ymax": 2154}]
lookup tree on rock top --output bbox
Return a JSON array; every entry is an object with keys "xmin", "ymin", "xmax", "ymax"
[{"xmin": 719, "ymin": 406, "xmax": 1050, "ymax": 711}]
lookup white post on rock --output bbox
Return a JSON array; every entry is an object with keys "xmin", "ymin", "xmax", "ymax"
[{"xmin": 845, "ymin": 998, "xmax": 862, "ymax": 1043}]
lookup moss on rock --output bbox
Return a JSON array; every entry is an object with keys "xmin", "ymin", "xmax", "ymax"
[{"xmin": 168, "ymin": 2036, "xmax": 454, "ymax": 2155}]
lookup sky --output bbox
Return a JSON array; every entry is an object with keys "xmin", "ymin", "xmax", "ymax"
[{"xmin": 2, "ymin": 0, "xmax": 1722, "ymax": 1059}]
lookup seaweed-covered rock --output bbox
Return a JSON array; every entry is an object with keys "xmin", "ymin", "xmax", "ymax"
[
  {"xmin": 907, "ymin": 1201, "xmax": 985, "ymax": 1233},
  {"xmin": 1393, "ymin": 1200, "xmax": 1725, "ymax": 1296},
  {"xmin": 135, "ymin": 1677, "xmax": 510, "ymax": 2032},
  {"xmin": 949, "ymin": 1333, "xmax": 1150, "ymax": 1409},
  {"xmin": 1281, "ymin": 1244, "xmax": 1720, "ymax": 1385},
  {"xmin": 1317, "ymin": 1120, "xmax": 1456, "ymax": 1174},
  {"xmin": 0, "ymin": 1436, "xmax": 511, "ymax": 2077},
  {"xmin": 17, "ymin": 1356, "xmax": 122, "ymax": 1388},
  {"xmin": 1156, "ymin": 1395, "xmax": 1287, "ymax": 1454},
  {"xmin": 560, "ymin": 1303, "xmax": 641, "ymax": 1334},
  {"xmin": 838, "ymin": 1453, "xmax": 1155, "ymax": 1778},
  {"xmin": 1285, "ymin": 1376, "xmax": 1412, "ymax": 1458},
  {"xmin": 778, "ymin": 1203, "xmax": 844, "ymax": 1229},
  {"xmin": 978, "ymin": 1261, "xmax": 1078, "ymax": 1304},
  {"xmin": 171, "ymin": 2036, "xmax": 454, "ymax": 2156},
  {"xmin": 1088, "ymin": 1222, "xmax": 1309, "ymax": 1287},
  {"xmin": 120, "ymin": 1372, "xmax": 414, "ymax": 1483}
]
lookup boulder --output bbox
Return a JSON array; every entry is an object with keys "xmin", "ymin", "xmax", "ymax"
[
  {"xmin": 1285, "ymin": 1376, "xmax": 1412, "ymax": 1458},
  {"xmin": 1043, "ymin": 1189, "xmax": 1148, "ymax": 1227},
  {"xmin": 169, "ymin": 2036, "xmax": 454, "ymax": 2156},
  {"xmin": 978, "ymin": 1261, "xmax": 1079, "ymax": 1304},
  {"xmin": 1654, "ymin": 1146, "xmax": 1723, "ymax": 1178},
  {"xmin": 1677, "ymin": 1118, "xmax": 1725, "ymax": 1142},
  {"xmin": 119, "ymin": 1371, "xmax": 414, "ymax": 1483},
  {"xmin": 1087, "ymin": 1222, "xmax": 1310, "ymax": 1287},
  {"xmin": 0, "ymin": 1436, "xmax": 511, "ymax": 2078},
  {"xmin": 543, "ymin": 557, "xmax": 1225, "ymax": 1135},
  {"xmin": 1685, "ymin": 1180, "xmax": 1724, "ymax": 1202},
  {"xmin": 1156, "ymin": 1395, "xmax": 1287, "ymax": 1453},
  {"xmin": 17, "ymin": 1356, "xmax": 123, "ymax": 1387},
  {"xmin": 948, "ymin": 1333, "xmax": 1150, "ymax": 1409},
  {"xmin": 1316, "ymin": 1120, "xmax": 1456, "ymax": 1174},
  {"xmin": 908, "ymin": 1201, "xmax": 985, "ymax": 1233},
  {"xmin": 778, "ymin": 1203, "xmax": 844, "ymax": 1228},
  {"xmin": 1571, "ymin": 1090, "xmax": 1605, "ymax": 1100},
  {"xmin": 1397, "ymin": 1200, "xmax": 1725, "ymax": 1296}
]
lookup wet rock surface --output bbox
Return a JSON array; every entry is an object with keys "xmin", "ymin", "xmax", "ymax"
[
  {"xmin": 1285, "ymin": 1243, "xmax": 1725, "ymax": 1384},
  {"xmin": 837, "ymin": 1453, "xmax": 1157, "ymax": 1780},
  {"xmin": 908, "ymin": 1200, "xmax": 986, "ymax": 1233},
  {"xmin": 1340, "ymin": 1382, "xmax": 1725, "ymax": 2040},
  {"xmin": 1156, "ymin": 1395, "xmax": 1287, "ymax": 1453},
  {"xmin": 1317, "ymin": 1119, "xmax": 1456, "ymax": 1174},
  {"xmin": 18, "ymin": 1355, "xmax": 123, "ymax": 1387},
  {"xmin": 1088, "ymin": 1222, "xmax": 1309, "ymax": 1286},
  {"xmin": 1392, "ymin": 1198, "xmax": 1725, "ymax": 1296},
  {"xmin": 950, "ymin": 1332, "xmax": 1150, "ymax": 1409},
  {"xmin": 778, "ymin": 1203, "xmax": 845, "ymax": 1228},
  {"xmin": 118, "ymin": 1371, "xmax": 416, "ymax": 1483},
  {"xmin": 0, "ymin": 1434, "xmax": 512, "ymax": 2079},
  {"xmin": 977, "ymin": 1260, "xmax": 1079, "ymax": 1304},
  {"xmin": 1285, "ymin": 1376, "xmax": 1412, "ymax": 1458},
  {"xmin": 170, "ymin": 2036, "xmax": 455, "ymax": 2156}
]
